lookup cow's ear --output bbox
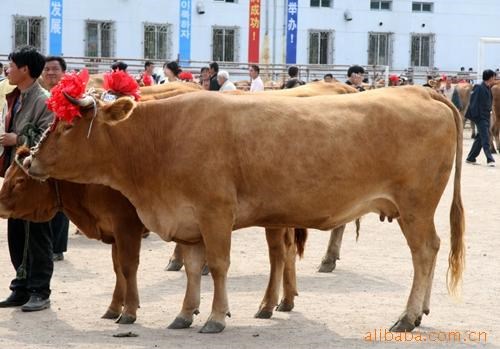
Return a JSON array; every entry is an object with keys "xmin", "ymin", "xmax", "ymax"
[{"xmin": 100, "ymin": 97, "xmax": 136, "ymax": 125}]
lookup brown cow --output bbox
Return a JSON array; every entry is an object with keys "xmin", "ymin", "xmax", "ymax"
[
  {"xmin": 1, "ymin": 147, "xmax": 306, "ymax": 325},
  {"xmin": 454, "ymin": 82, "xmax": 475, "ymax": 138},
  {"xmin": 490, "ymin": 84, "xmax": 500, "ymax": 153},
  {"xmin": 28, "ymin": 86, "xmax": 465, "ymax": 333}
]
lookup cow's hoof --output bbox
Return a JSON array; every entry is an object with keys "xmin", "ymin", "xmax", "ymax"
[
  {"xmin": 201, "ymin": 265, "xmax": 210, "ymax": 276},
  {"xmin": 389, "ymin": 317, "xmax": 416, "ymax": 332},
  {"xmin": 199, "ymin": 320, "xmax": 225, "ymax": 333},
  {"xmin": 168, "ymin": 316, "xmax": 193, "ymax": 329},
  {"xmin": 276, "ymin": 300, "xmax": 294, "ymax": 312},
  {"xmin": 318, "ymin": 260, "xmax": 336, "ymax": 273},
  {"xmin": 423, "ymin": 309, "xmax": 430, "ymax": 316},
  {"xmin": 116, "ymin": 313, "xmax": 136, "ymax": 324},
  {"xmin": 414, "ymin": 315, "xmax": 423, "ymax": 327},
  {"xmin": 165, "ymin": 259, "xmax": 183, "ymax": 271},
  {"xmin": 101, "ymin": 309, "xmax": 120, "ymax": 320},
  {"xmin": 254, "ymin": 309, "xmax": 273, "ymax": 319}
]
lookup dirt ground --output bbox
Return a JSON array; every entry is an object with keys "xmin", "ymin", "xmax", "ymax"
[{"xmin": 0, "ymin": 137, "xmax": 499, "ymax": 349}]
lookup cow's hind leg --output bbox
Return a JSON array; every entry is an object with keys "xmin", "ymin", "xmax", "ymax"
[
  {"xmin": 165, "ymin": 243, "xmax": 184, "ymax": 271},
  {"xmin": 390, "ymin": 215, "xmax": 440, "ymax": 332},
  {"xmin": 102, "ymin": 243, "xmax": 126, "ymax": 320},
  {"xmin": 318, "ymin": 225, "xmax": 345, "ymax": 273},
  {"xmin": 168, "ymin": 242, "xmax": 205, "ymax": 329},
  {"xmin": 255, "ymin": 228, "xmax": 288, "ymax": 318},
  {"xmin": 198, "ymin": 213, "xmax": 233, "ymax": 333}
]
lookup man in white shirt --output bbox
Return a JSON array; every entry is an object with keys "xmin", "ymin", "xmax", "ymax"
[
  {"xmin": 249, "ymin": 64, "xmax": 264, "ymax": 92},
  {"xmin": 217, "ymin": 70, "xmax": 236, "ymax": 92}
]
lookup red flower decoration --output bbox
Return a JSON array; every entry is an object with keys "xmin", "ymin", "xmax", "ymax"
[
  {"xmin": 179, "ymin": 71, "xmax": 194, "ymax": 81},
  {"xmin": 103, "ymin": 70, "xmax": 141, "ymax": 101},
  {"xmin": 46, "ymin": 69, "xmax": 90, "ymax": 124}
]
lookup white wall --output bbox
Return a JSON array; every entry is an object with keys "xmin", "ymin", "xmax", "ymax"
[{"xmin": 2, "ymin": 0, "xmax": 500, "ymax": 72}]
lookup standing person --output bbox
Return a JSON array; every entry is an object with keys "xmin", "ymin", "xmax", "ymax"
[
  {"xmin": 217, "ymin": 70, "xmax": 236, "ymax": 91},
  {"xmin": 345, "ymin": 65, "xmax": 365, "ymax": 91},
  {"xmin": 0, "ymin": 62, "xmax": 5, "ymax": 82},
  {"xmin": 323, "ymin": 73, "xmax": 334, "ymax": 83},
  {"xmin": 442, "ymin": 76, "xmax": 463, "ymax": 110},
  {"xmin": 209, "ymin": 62, "xmax": 220, "ymax": 91},
  {"xmin": 40, "ymin": 56, "xmax": 70, "ymax": 262},
  {"xmin": 0, "ymin": 46, "xmax": 54, "ymax": 311},
  {"xmin": 282, "ymin": 66, "xmax": 305, "ymax": 89},
  {"xmin": 139, "ymin": 61, "xmax": 155, "ymax": 86},
  {"xmin": 199, "ymin": 66, "xmax": 210, "ymax": 90},
  {"xmin": 249, "ymin": 64, "xmax": 264, "ymax": 92},
  {"xmin": 160, "ymin": 61, "xmax": 182, "ymax": 84},
  {"xmin": 465, "ymin": 69, "xmax": 496, "ymax": 167},
  {"xmin": 111, "ymin": 61, "xmax": 128, "ymax": 72}
]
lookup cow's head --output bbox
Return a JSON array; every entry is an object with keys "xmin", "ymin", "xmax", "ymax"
[
  {"xmin": 0, "ymin": 147, "xmax": 57, "ymax": 221},
  {"xmin": 28, "ymin": 94, "xmax": 136, "ymax": 182}
]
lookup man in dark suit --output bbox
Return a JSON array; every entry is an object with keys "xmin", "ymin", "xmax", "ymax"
[{"xmin": 465, "ymin": 69, "xmax": 496, "ymax": 167}]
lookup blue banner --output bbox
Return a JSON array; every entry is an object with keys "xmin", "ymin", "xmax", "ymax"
[
  {"xmin": 179, "ymin": 0, "xmax": 192, "ymax": 66},
  {"xmin": 49, "ymin": 0, "xmax": 63, "ymax": 55},
  {"xmin": 286, "ymin": 0, "xmax": 298, "ymax": 64}
]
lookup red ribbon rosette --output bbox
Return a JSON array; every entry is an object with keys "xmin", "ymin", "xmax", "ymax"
[
  {"xmin": 103, "ymin": 70, "xmax": 141, "ymax": 101},
  {"xmin": 46, "ymin": 69, "xmax": 90, "ymax": 123}
]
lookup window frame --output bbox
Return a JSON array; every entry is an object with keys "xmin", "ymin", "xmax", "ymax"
[
  {"xmin": 310, "ymin": 0, "xmax": 333, "ymax": 8},
  {"xmin": 410, "ymin": 33, "xmax": 435, "ymax": 68},
  {"xmin": 211, "ymin": 26, "xmax": 239, "ymax": 62},
  {"xmin": 12, "ymin": 15, "xmax": 46, "ymax": 53},
  {"xmin": 370, "ymin": 0, "xmax": 392, "ymax": 11},
  {"xmin": 367, "ymin": 32, "xmax": 393, "ymax": 67},
  {"xmin": 143, "ymin": 22, "xmax": 172, "ymax": 60},
  {"xmin": 308, "ymin": 30, "xmax": 334, "ymax": 65},
  {"xmin": 412, "ymin": 2, "xmax": 433, "ymax": 12},
  {"xmin": 84, "ymin": 20, "xmax": 115, "ymax": 58}
]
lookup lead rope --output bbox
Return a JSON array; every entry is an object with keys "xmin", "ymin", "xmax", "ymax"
[
  {"xmin": 87, "ymin": 97, "xmax": 98, "ymax": 139},
  {"xmin": 16, "ymin": 221, "xmax": 30, "ymax": 280}
]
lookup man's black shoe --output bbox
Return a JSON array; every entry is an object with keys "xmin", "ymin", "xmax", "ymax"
[
  {"xmin": 0, "ymin": 291, "xmax": 30, "ymax": 308},
  {"xmin": 21, "ymin": 295, "xmax": 50, "ymax": 312}
]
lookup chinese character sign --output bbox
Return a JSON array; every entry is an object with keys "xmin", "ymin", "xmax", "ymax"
[
  {"xmin": 248, "ymin": 0, "xmax": 261, "ymax": 63},
  {"xmin": 179, "ymin": 0, "xmax": 192, "ymax": 65},
  {"xmin": 286, "ymin": 0, "xmax": 298, "ymax": 64},
  {"xmin": 49, "ymin": 0, "xmax": 63, "ymax": 55}
]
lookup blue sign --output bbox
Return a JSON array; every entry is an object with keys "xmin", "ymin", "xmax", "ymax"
[
  {"xmin": 286, "ymin": 0, "xmax": 298, "ymax": 64},
  {"xmin": 179, "ymin": 0, "xmax": 192, "ymax": 66},
  {"xmin": 49, "ymin": 0, "xmax": 63, "ymax": 55}
]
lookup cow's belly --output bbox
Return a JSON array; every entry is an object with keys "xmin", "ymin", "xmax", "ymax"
[{"xmin": 135, "ymin": 204, "xmax": 202, "ymax": 244}]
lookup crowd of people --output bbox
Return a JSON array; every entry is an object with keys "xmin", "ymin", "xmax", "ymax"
[{"xmin": 0, "ymin": 45, "xmax": 496, "ymax": 314}]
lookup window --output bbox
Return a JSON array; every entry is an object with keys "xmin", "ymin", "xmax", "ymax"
[
  {"xmin": 212, "ymin": 27, "xmax": 238, "ymax": 62},
  {"xmin": 370, "ymin": 1, "xmax": 392, "ymax": 10},
  {"xmin": 308, "ymin": 31, "xmax": 333, "ymax": 64},
  {"xmin": 311, "ymin": 0, "xmax": 332, "ymax": 7},
  {"xmin": 368, "ymin": 32, "xmax": 392, "ymax": 66},
  {"xmin": 144, "ymin": 23, "xmax": 171, "ymax": 60},
  {"xmin": 85, "ymin": 21, "xmax": 114, "ymax": 57},
  {"xmin": 410, "ymin": 34, "xmax": 434, "ymax": 67},
  {"xmin": 412, "ymin": 2, "xmax": 433, "ymax": 12},
  {"xmin": 13, "ymin": 16, "xmax": 45, "ymax": 52}
]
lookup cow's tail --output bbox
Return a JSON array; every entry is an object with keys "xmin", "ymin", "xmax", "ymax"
[
  {"xmin": 430, "ymin": 90, "xmax": 466, "ymax": 297},
  {"xmin": 294, "ymin": 228, "xmax": 308, "ymax": 259},
  {"xmin": 355, "ymin": 218, "xmax": 361, "ymax": 242}
]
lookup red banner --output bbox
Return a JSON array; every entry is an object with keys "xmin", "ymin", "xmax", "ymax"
[{"xmin": 248, "ymin": 0, "xmax": 261, "ymax": 63}]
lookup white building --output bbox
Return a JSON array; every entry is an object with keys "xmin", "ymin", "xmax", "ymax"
[{"xmin": 2, "ymin": 0, "xmax": 500, "ymax": 74}]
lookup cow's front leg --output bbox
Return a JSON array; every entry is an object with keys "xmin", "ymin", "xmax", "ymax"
[
  {"xmin": 168, "ymin": 242, "xmax": 205, "ymax": 329},
  {"xmin": 102, "ymin": 243, "xmax": 125, "ymax": 320},
  {"xmin": 198, "ymin": 214, "xmax": 233, "ymax": 334}
]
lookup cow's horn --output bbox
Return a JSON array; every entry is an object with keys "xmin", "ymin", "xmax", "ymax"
[{"xmin": 62, "ymin": 91, "xmax": 94, "ymax": 107}]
